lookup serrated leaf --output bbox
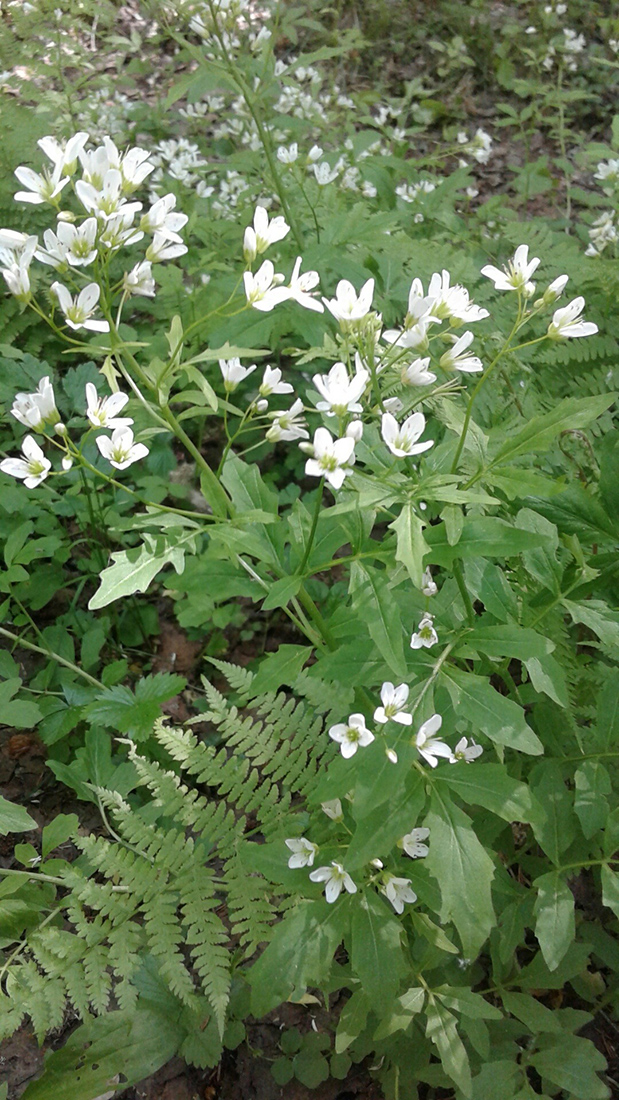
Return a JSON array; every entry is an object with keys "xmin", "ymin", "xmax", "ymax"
[
  {"xmin": 436, "ymin": 763, "xmax": 542, "ymax": 825},
  {"xmin": 489, "ymin": 394, "xmax": 616, "ymax": 466},
  {"xmin": 530, "ymin": 1035, "xmax": 609, "ymax": 1099},
  {"xmin": 350, "ymin": 891, "xmax": 407, "ymax": 1014},
  {"xmin": 425, "ymin": 999, "xmax": 472, "ymax": 1097},
  {"xmin": 86, "ymin": 673, "xmax": 186, "ymax": 741},
  {"xmin": 389, "ymin": 503, "xmax": 429, "ymax": 588},
  {"xmin": 352, "ymin": 567, "xmax": 407, "ymax": 680},
  {"xmin": 89, "ymin": 533, "xmax": 196, "ymax": 610},
  {"xmin": 442, "ymin": 668, "xmax": 543, "ymax": 755},
  {"xmin": 248, "ymin": 900, "xmax": 344, "ymax": 1016}
]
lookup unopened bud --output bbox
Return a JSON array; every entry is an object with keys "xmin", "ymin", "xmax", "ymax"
[
  {"xmin": 386, "ymin": 748, "xmax": 398, "ymax": 764},
  {"xmin": 54, "ymin": 421, "xmax": 67, "ymax": 436},
  {"xmin": 298, "ymin": 441, "xmax": 314, "ymax": 455},
  {"xmin": 243, "ymin": 226, "xmax": 257, "ymax": 263},
  {"xmin": 57, "ymin": 210, "xmax": 77, "ymax": 223},
  {"xmin": 61, "ymin": 455, "xmax": 73, "ymax": 471},
  {"xmin": 346, "ymin": 420, "xmax": 363, "ymax": 442},
  {"xmin": 255, "ymin": 397, "xmax": 269, "ymax": 413}
]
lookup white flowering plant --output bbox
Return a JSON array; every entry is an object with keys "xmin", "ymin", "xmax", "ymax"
[{"xmin": 0, "ymin": 3, "xmax": 618, "ymax": 1100}]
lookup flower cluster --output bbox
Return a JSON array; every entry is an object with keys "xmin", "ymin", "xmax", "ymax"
[
  {"xmin": 1, "ymin": 133, "xmax": 189, "ymax": 319},
  {"xmin": 0, "ymin": 376, "xmax": 149, "ymax": 491}
]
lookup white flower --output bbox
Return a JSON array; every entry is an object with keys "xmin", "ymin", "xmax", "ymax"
[
  {"xmin": 75, "ymin": 170, "xmax": 136, "ymax": 220},
  {"xmin": 594, "ymin": 159, "xmax": 619, "ymax": 186},
  {"xmin": 403, "ymin": 357, "xmax": 437, "ymax": 386},
  {"xmin": 421, "ymin": 568, "xmax": 437, "ymax": 597},
  {"xmin": 40, "ymin": 218, "xmax": 98, "ymax": 267},
  {"xmin": 450, "ymin": 736, "xmax": 483, "ymax": 764},
  {"xmin": 321, "ymin": 799, "xmax": 343, "ymax": 821},
  {"xmin": 244, "ymin": 260, "xmax": 289, "ymax": 312},
  {"xmin": 145, "ymin": 233, "xmax": 188, "ymax": 263},
  {"xmin": 219, "ymin": 358, "xmax": 257, "ymax": 392},
  {"xmin": 243, "ymin": 205, "xmax": 290, "ymax": 260},
  {"xmin": 1, "ymin": 235, "xmax": 37, "ymax": 299},
  {"xmin": 304, "ymin": 426, "xmax": 355, "ymax": 490},
  {"xmin": 410, "ymin": 614, "xmax": 438, "ymax": 649},
  {"xmin": 380, "ymin": 874, "xmax": 417, "ymax": 914},
  {"xmin": 470, "ymin": 128, "xmax": 493, "ymax": 164},
  {"xmin": 98, "ymin": 209, "xmax": 144, "ymax": 251},
  {"xmin": 38, "ymin": 131, "xmax": 89, "ymax": 175},
  {"xmin": 312, "ymin": 362, "xmax": 369, "ymax": 417},
  {"xmin": 140, "ymin": 194, "xmax": 188, "ymax": 242},
  {"xmin": 123, "ymin": 260, "xmax": 156, "ymax": 298},
  {"xmin": 259, "ymin": 365, "xmax": 293, "ymax": 397},
  {"xmin": 285, "ymin": 837, "xmax": 319, "ymax": 868},
  {"xmin": 277, "ymin": 143, "xmax": 298, "ymax": 164},
  {"xmin": 51, "ymin": 282, "xmax": 110, "ymax": 333},
  {"xmin": 117, "ymin": 146, "xmax": 154, "ymax": 191},
  {"xmin": 323, "ymin": 278, "xmax": 375, "ymax": 325},
  {"xmin": 96, "ymin": 426, "xmax": 149, "ymax": 470},
  {"xmin": 346, "ymin": 420, "xmax": 363, "ymax": 442},
  {"xmin": 313, "ymin": 161, "xmax": 339, "ymax": 185},
  {"xmin": 381, "ymin": 412, "xmax": 433, "ymax": 458},
  {"xmin": 85, "ymin": 383, "xmax": 133, "ymax": 429},
  {"xmin": 547, "ymin": 297, "xmax": 598, "ymax": 339},
  {"xmin": 309, "ymin": 861, "xmax": 356, "ymax": 903},
  {"xmin": 481, "ymin": 244, "xmax": 540, "ymax": 294},
  {"xmin": 414, "ymin": 714, "xmax": 453, "ymax": 768},
  {"xmin": 400, "ymin": 828, "xmax": 430, "ymax": 859},
  {"xmin": 265, "ymin": 398, "xmax": 308, "ymax": 442},
  {"xmin": 383, "ymin": 319, "xmax": 432, "ymax": 352},
  {"xmin": 383, "ymin": 397, "xmax": 403, "ymax": 415},
  {"xmin": 287, "ymin": 257, "xmax": 324, "ymax": 312},
  {"xmin": 426, "ymin": 270, "xmax": 489, "ymax": 324},
  {"xmin": 328, "ymin": 713, "xmax": 374, "ymax": 758},
  {"xmin": 14, "ymin": 162, "xmax": 70, "ymax": 205},
  {"xmin": 308, "ymin": 144, "xmax": 323, "ymax": 162},
  {"xmin": 11, "ymin": 377, "xmax": 58, "ymax": 430},
  {"xmin": 374, "ymin": 682, "xmax": 412, "ymax": 726},
  {"xmin": 439, "ymin": 331, "xmax": 483, "ymax": 373},
  {"xmin": 0, "ymin": 435, "xmax": 51, "ymax": 488}
]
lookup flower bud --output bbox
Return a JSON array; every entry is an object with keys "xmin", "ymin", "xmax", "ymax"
[
  {"xmin": 61, "ymin": 455, "xmax": 73, "ymax": 471},
  {"xmin": 57, "ymin": 210, "xmax": 77, "ymax": 223},
  {"xmin": 386, "ymin": 748, "xmax": 398, "ymax": 764},
  {"xmin": 298, "ymin": 441, "xmax": 314, "ymax": 455},
  {"xmin": 243, "ymin": 226, "xmax": 257, "ymax": 263},
  {"xmin": 54, "ymin": 421, "xmax": 67, "ymax": 436},
  {"xmin": 346, "ymin": 420, "xmax": 363, "ymax": 442},
  {"xmin": 255, "ymin": 397, "xmax": 269, "ymax": 413}
]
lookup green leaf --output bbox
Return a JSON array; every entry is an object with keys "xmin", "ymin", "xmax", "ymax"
[
  {"xmin": 425, "ymin": 998, "xmax": 472, "ymax": 1097},
  {"xmin": 335, "ymin": 990, "xmax": 370, "ymax": 1053},
  {"xmin": 293, "ymin": 1048, "xmax": 329, "ymax": 1088},
  {"xmin": 436, "ymin": 763, "xmax": 542, "ymax": 825},
  {"xmin": 441, "ymin": 668, "xmax": 543, "ymax": 755},
  {"xmin": 563, "ymin": 599, "xmax": 619, "ymax": 648},
  {"xmin": 0, "ymin": 795, "xmax": 37, "ymax": 836},
  {"xmin": 529, "ymin": 761, "xmax": 577, "ymax": 864},
  {"xmin": 524, "ymin": 654, "xmax": 569, "ymax": 707},
  {"xmin": 85, "ymin": 673, "xmax": 186, "ymax": 741},
  {"xmin": 465, "ymin": 623, "xmax": 553, "ymax": 661},
  {"xmin": 410, "ymin": 911, "xmax": 459, "ymax": 954},
  {"xmin": 20, "ymin": 1009, "xmax": 184, "ymax": 1100},
  {"xmin": 425, "ymin": 789, "xmax": 495, "ymax": 958},
  {"xmin": 574, "ymin": 761, "xmax": 611, "ymax": 839},
  {"xmin": 389, "ymin": 503, "xmax": 429, "ymax": 588},
  {"xmin": 595, "ymin": 672, "xmax": 619, "ymax": 750},
  {"xmin": 352, "ymin": 567, "xmax": 407, "ymax": 680},
  {"xmin": 435, "ymin": 986, "xmax": 502, "ymax": 1020},
  {"xmin": 489, "ymin": 394, "xmax": 616, "ymax": 466},
  {"xmin": 42, "ymin": 813, "xmax": 78, "ymax": 858},
  {"xmin": 501, "ymin": 991, "xmax": 562, "ymax": 1034},
  {"xmin": 250, "ymin": 644, "xmax": 310, "ymax": 695},
  {"xmin": 533, "ymin": 872, "xmax": 575, "ymax": 971},
  {"xmin": 0, "ymin": 678, "xmax": 42, "ymax": 728},
  {"xmin": 346, "ymin": 772, "xmax": 425, "ymax": 869},
  {"xmin": 89, "ymin": 532, "xmax": 197, "ymax": 610},
  {"xmin": 350, "ymin": 891, "xmax": 407, "ymax": 1014},
  {"xmin": 261, "ymin": 574, "xmax": 302, "ymax": 611},
  {"xmin": 530, "ymin": 1035, "xmax": 609, "ymax": 1099},
  {"xmin": 424, "ymin": 517, "xmax": 546, "ymax": 565},
  {"xmin": 527, "ymin": 485, "xmax": 619, "ymax": 542},
  {"xmin": 373, "ymin": 986, "xmax": 425, "ymax": 1039},
  {"xmin": 464, "ymin": 559, "xmax": 518, "ymax": 623},
  {"xmin": 601, "ymin": 864, "xmax": 619, "ymax": 920},
  {"xmin": 516, "ymin": 509, "xmax": 562, "ymax": 593},
  {"xmin": 248, "ymin": 900, "xmax": 344, "ymax": 1016}
]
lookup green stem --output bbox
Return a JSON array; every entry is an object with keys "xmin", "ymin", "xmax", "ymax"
[
  {"xmin": 0, "ymin": 625, "xmax": 103, "ymax": 689},
  {"xmin": 298, "ymin": 479, "xmax": 324, "ymax": 575}
]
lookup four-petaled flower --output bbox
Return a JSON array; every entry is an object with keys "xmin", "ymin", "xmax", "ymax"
[
  {"xmin": 96, "ymin": 426, "xmax": 149, "ymax": 470},
  {"xmin": 14, "ymin": 162, "xmax": 70, "ymax": 205},
  {"xmin": 285, "ymin": 837, "xmax": 319, "ymax": 868},
  {"xmin": 403, "ymin": 358, "xmax": 436, "ymax": 386},
  {"xmin": 328, "ymin": 713, "xmax": 375, "ymax": 758},
  {"xmin": 85, "ymin": 383, "xmax": 133, "ymax": 430},
  {"xmin": 481, "ymin": 244, "xmax": 540, "ymax": 294},
  {"xmin": 309, "ymin": 861, "xmax": 357, "ymax": 903},
  {"xmin": 265, "ymin": 398, "xmax": 308, "ymax": 442},
  {"xmin": 0, "ymin": 435, "xmax": 51, "ymax": 488},
  {"xmin": 321, "ymin": 799, "xmax": 343, "ymax": 821},
  {"xmin": 439, "ymin": 331, "xmax": 483, "ymax": 373},
  {"xmin": 51, "ymin": 281, "xmax": 110, "ymax": 332},
  {"xmin": 323, "ymin": 278, "xmax": 375, "ymax": 325},
  {"xmin": 11, "ymin": 376, "xmax": 58, "ymax": 430},
  {"xmin": 450, "ymin": 736, "xmax": 483, "ymax": 763},
  {"xmin": 374, "ymin": 682, "xmax": 412, "ymax": 725},
  {"xmin": 410, "ymin": 613, "xmax": 439, "ymax": 649},
  {"xmin": 400, "ymin": 828, "xmax": 430, "ymax": 859},
  {"xmin": 381, "ymin": 411, "xmax": 434, "ymax": 458},
  {"xmin": 123, "ymin": 260, "xmax": 156, "ymax": 298},
  {"xmin": 244, "ymin": 260, "xmax": 289, "ymax": 312},
  {"xmin": 219, "ymin": 358, "xmax": 257, "ymax": 392},
  {"xmin": 414, "ymin": 714, "xmax": 453, "ymax": 768},
  {"xmin": 547, "ymin": 297, "xmax": 598, "ymax": 339},
  {"xmin": 380, "ymin": 874, "xmax": 417, "ymax": 914},
  {"xmin": 304, "ymin": 426, "xmax": 355, "ymax": 490},
  {"xmin": 259, "ymin": 365, "xmax": 293, "ymax": 397},
  {"xmin": 243, "ymin": 205, "xmax": 290, "ymax": 260},
  {"xmin": 287, "ymin": 257, "xmax": 324, "ymax": 312},
  {"xmin": 312, "ymin": 362, "xmax": 369, "ymax": 417}
]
